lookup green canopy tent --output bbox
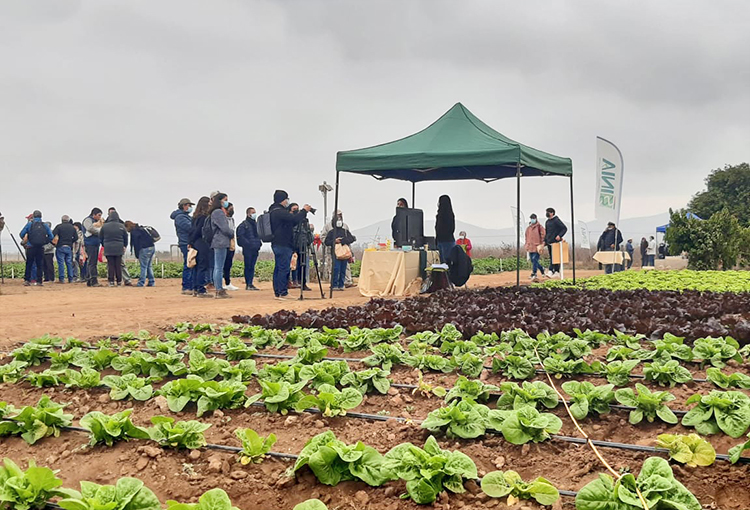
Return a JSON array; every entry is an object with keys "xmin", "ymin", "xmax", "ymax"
[{"xmin": 332, "ymin": 102, "xmax": 575, "ymax": 294}]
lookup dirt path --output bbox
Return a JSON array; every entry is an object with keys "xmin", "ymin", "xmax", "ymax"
[{"xmin": 0, "ymin": 270, "xmax": 600, "ymax": 346}]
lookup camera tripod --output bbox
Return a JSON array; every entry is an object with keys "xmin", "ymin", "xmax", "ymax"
[{"xmin": 297, "ymin": 240, "xmax": 325, "ymax": 300}]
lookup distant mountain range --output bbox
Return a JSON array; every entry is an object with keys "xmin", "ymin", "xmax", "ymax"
[{"xmin": 351, "ymin": 213, "xmax": 671, "ymax": 247}]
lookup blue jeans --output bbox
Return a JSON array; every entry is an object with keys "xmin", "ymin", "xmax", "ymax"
[
  {"xmin": 179, "ymin": 245, "xmax": 193, "ymax": 291},
  {"xmin": 438, "ymin": 241, "xmax": 456, "ymax": 263},
  {"xmin": 138, "ymin": 246, "xmax": 155, "ymax": 286},
  {"xmin": 272, "ymin": 245, "xmax": 293, "ymax": 296},
  {"xmin": 213, "ymin": 248, "xmax": 228, "ymax": 291},
  {"xmin": 648, "ymin": 254, "xmax": 655, "ymax": 266},
  {"xmin": 332, "ymin": 259, "xmax": 348, "ymax": 289},
  {"xmin": 243, "ymin": 249, "xmax": 259, "ymax": 287},
  {"xmin": 529, "ymin": 252, "xmax": 544, "ymax": 276},
  {"xmin": 56, "ymin": 245, "xmax": 74, "ymax": 282}
]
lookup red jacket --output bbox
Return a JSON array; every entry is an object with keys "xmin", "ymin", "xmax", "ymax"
[
  {"xmin": 525, "ymin": 223, "xmax": 546, "ymax": 253},
  {"xmin": 456, "ymin": 237, "xmax": 472, "ymax": 258}
]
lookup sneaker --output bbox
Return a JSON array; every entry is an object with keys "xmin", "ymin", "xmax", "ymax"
[
  {"xmin": 137, "ymin": 283, "xmax": 145, "ymax": 287},
  {"xmin": 23, "ymin": 281, "xmax": 32, "ymax": 287},
  {"xmin": 275, "ymin": 294, "xmax": 291, "ymax": 301},
  {"xmin": 196, "ymin": 292, "xmax": 212, "ymax": 298},
  {"xmin": 108, "ymin": 282, "xmax": 115, "ymax": 287},
  {"xmin": 124, "ymin": 280, "xmax": 133, "ymax": 287},
  {"xmin": 528, "ymin": 274, "xmax": 536, "ymax": 281},
  {"xmin": 147, "ymin": 282, "xmax": 155, "ymax": 287},
  {"xmin": 543, "ymin": 272, "xmax": 553, "ymax": 279},
  {"xmin": 302, "ymin": 285, "xmax": 312, "ymax": 291},
  {"xmin": 182, "ymin": 290, "xmax": 193, "ymax": 296},
  {"xmin": 246, "ymin": 285, "xmax": 260, "ymax": 291},
  {"xmin": 334, "ymin": 287, "xmax": 345, "ymax": 292},
  {"xmin": 225, "ymin": 284, "xmax": 239, "ymax": 291},
  {"xmin": 215, "ymin": 290, "xmax": 231, "ymax": 299},
  {"xmin": 91, "ymin": 282, "xmax": 101, "ymax": 288},
  {"xmin": 531, "ymin": 275, "xmax": 539, "ymax": 282},
  {"xmin": 37, "ymin": 282, "xmax": 44, "ymax": 287}
]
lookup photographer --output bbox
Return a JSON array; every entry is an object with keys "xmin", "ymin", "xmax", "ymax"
[
  {"xmin": 290, "ymin": 203, "xmax": 314, "ymax": 291},
  {"xmin": 268, "ymin": 190, "xmax": 311, "ymax": 300}
]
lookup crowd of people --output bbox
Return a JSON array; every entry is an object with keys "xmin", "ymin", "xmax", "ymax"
[{"xmin": 17, "ymin": 207, "xmax": 157, "ymax": 287}]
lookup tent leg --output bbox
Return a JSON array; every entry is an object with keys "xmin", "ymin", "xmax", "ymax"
[
  {"xmin": 411, "ymin": 182, "xmax": 416, "ymax": 208},
  {"xmin": 329, "ymin": 171, "xmax": 341, "ymax": 299},
  {"xmin": 570, "ymin": 174, "xmax": 576, "ymax": 284},
  {"xmin": 516, "ymin": 162, "xmax": 521, "ymax": 287}
]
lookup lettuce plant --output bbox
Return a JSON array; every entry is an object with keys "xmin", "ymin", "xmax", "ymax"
[
  {"xmin": 561, "ymin": 381, "xmax": 615, "ymax": 420},
  {"xmin": 147, "ymin": 416, "xmax": 210, "ymax": 449},
  {"xmin": 575, "ymin": 457, "xmax": 700, "ymax": 510},
  {"xmin": 0, "ymin": 360, "xmax": 28, "ymax": 383},
  {"xmin": 101, "ymin": 374, "xmax": 154, "ymax": 401},
  {"xmin": 444, "ymin": 377, "xmax": 499, "ymax": 404},
  {"xmin": 195, "ymin": 380, "xmax": 247, "ymax": 417},
  {"xmin": 25, "ymin": 369, "xmax": 65, "ymax": 388},
  {"xmin": 166, "ymin": 489, "xmax": 239, "ymax": 510},
  {"xmin": 294, "ymin": 431, "xmax": 391, "ymax": 487},
  {"xmin": 235, "ymin": 428, "xmax": 277, "ymax": 464},
  {"xmin": 185, "ymin": 336, "xmax": 218, "ymax": 353},
  {"xmin": 220, "ymin": 359, "xmax": 257, "ymax": 382},
  {"xmin": 187, "ymin": 350, "xmax": 231, "ymax": 381},
  {"xmin": 451, "ymin": 352, "xmax": 484, "ymax": 378},
  {"xmin": 681, "ymin": 390, "xmax": 750, "ymax": 438},
  {"xmin": 340, "ymin": 368, "xmax": 392, "ymax": 395},
  {"xmin": 496, "ymin": 381, "xmax": 558, "ymax": 411},
  {"xmin": 642, "ymin": 360, "xmax": 693, "ymax": 387},
  {"xmin": 491, "ymin": 355, "xmax": 535, "ymax": 380},
  {"xmin": 656, "ymin": 433, "xmax": 715, "ymax": 467},
  {"xmin": 291, "ymin": 339, "xmax": 328, "ymax": 365},
  {"xmin": 257, "ymin": 360, "xmax": 302, "ymax": 384},
  {"xmin": 705, "ymin": 367, "xmax": 750, "ymax": 389},
  {"xmin": 361, "ymin": 343, "xmax": 407, "ymax": 371},
  {"xmin": 59, "ymin": 477, "xmax": 161, "ymax": 510},
  {"xmin": 612, "ymin": 330, "xmax": 644, "ymax": 349},
  {"xmin": 556, "ymin": 338, "xmax": 592, "ymax": 360},
  {"xmin": 295, "ymin": 384, "xmax": 363, "ymax": 417},
  {"xmin": 245, "ymin": 380, "xmax": 307, "ymax": 414},
  {"xmin": 632, "ymin": 334, "xmax": 693, "ymax": 363},
  {"xmin": 222, "ymin": 337, "xmax": 257, "ymax": 361},
  {"xmin": 158, "ymin": 376, "xmax": 205, "ymax": 412},
  {"xmin": 496, "ymin": 407, "xmax": 563, "ymax": 445},
  {"xmin": 615, "ymin": 384, "xmax": 678, "ymax": 425},
  {"xmin": 692, "ymin": 336, "xmax": 742, "ymax": 368},
  {"xmin": 293, "ymin": 501, "xmax": 328, "ymax": 510},
  {"xmin": 469, "ymin": 331, "xmax": 499, "ymax": 346},
  {"xmin": 0, "ymin": 396, "xmax": 73, "ymax": 445},
  {"xmin": 384, "ymin": 436, "xmax": 477, "ymax": 504},
  {"xmin": 0, "ymin": 458, "xmax": 78, "ymax": 510},
  {"xmin": 440, "ymin": 339, "xmax": 481, "ymax": 357},
  {"xmin": 72, "ymin": 348, "xmax": 118, "ymax": 371},
  {"xmin": 481, "ymin": 470, "xmax": 560, "ymax": 506},
  {"xmin": 600, "ymin": 360, "xmax": 639, "ymax": 386},
  {"xmin": 422, "ymin": 400, "xmax": 505, "ymax": 439},
  {"xmin": 80, "ymin": 410, "xmax": 150, "ymax": 446},
  {"xmin": 49, "ymin": 348, "xmax": 83, "ymax": 370},
  {"xmin": 606, "ymin": 346, "xmax": 636, "ymax": 361},
  {"xmin": 298, "ymin": 361, "xmax": 350, "ymax": 390},
  {"xmin": 729, "ymin": 433, "xmax": 750, "ymax": 464},
  {"xmin": 11, "ymin": 343, "xmax": 52, "ymax": 366},
  {"xmin": 63, "ymin": 368, "xmax": 102, "ymax": 389},
  {"xmin": 543, "ymin": 357, "xmax": 602, "ymax": 378},
  {"xmin": 405, "ymin": 354, "xmax": 453, "ymax": 373}
]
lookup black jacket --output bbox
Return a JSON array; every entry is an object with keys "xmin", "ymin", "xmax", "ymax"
[
  {"xmin": 99, "ymin": 213, "xmax": 128, "ymax": 257},
  {"xmin": 446, "ymin": 244, "xmax": 473, "ymax": 287},
  {"xmin": 52, "ymin": 222, "xmax": 78, "ymax": 247},
  {"xmin": 544, "ymin": 216, "xmax": 567, "ymax": 245},
  {"xmin": 324, "ymin": 226, "xmax": 356, "ymax": 247},
  {"xmin": 130, "ymin": 227, "xmax": 155, "ymax": 258},
  {"xmin": 269, "ymin": 203, "xmax": 308, "ymax": 249},
  {"xmin": 189, "ymin": 215, "xmax": 209, "ymax": 252},
  {"xmin": 435, "ymin": 211, "xmax": 455, "ymax": 243},
  {"xmin": 236, "ymin": 217, "xmax": 262, "ymax": 252},
  {"xmin": 597, "ymin": 228, "xmax": 623, "ymax": 252}
]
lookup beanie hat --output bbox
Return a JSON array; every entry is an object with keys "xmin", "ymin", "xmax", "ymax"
[{"xmin": 273, "ymin": 190, "xmax": 289, "ymax": 204}]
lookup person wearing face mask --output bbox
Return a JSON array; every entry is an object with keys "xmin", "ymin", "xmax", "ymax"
[
  {"xmin": 269, "ymin": 190, "xmax": 312, "ymax": 300},
  {"xmin": 171, "ymin": 198, "xmax": 195, "ymax": 295},
  {"xmin": 597, "ymin": 222, "xmax": 623, "ymax": 274},
  {"xmin": 543, "ymin": 207, "xmax": 568, "ymax": 278},
  {"xmin": 324, "ymin": 215, "xmax": 356, "ymax": 291},
  {"xmin": 524, "ymin": 214, "xmax": 546, "ymax": 281},
  {"xmin": 236, "ymin": 206, "xmax": 262, "ymax": 291},
  {"xmin": 208, "ymin": 193, "xmax": 235, "ymax": 299},
  {"xmin": 221, "ymin": 203, "xmax": 239, "ymax": 291},
  {"xmin": 456, "ymin": 231, "xmax": 473, "ymax": 258}
]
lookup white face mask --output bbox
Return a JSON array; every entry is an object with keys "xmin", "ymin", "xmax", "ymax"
[
  {"xmin": 250, "ymin": 213, "xmax": 257, "ymax": 220},
  {"xmin": 336, "ymin": 220, "xmax": 343, "ymax": 228}
]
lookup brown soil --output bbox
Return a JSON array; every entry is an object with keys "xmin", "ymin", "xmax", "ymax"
[{"xmin": 0, "ymin": 271, "xmax": 601, "ymax": 347}]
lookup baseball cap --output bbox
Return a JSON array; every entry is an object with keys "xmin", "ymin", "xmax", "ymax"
[{"xmin": 178, "ymin": 198, "xmax": 195, "ymax": 207}]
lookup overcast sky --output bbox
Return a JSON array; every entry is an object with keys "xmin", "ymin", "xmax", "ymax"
[{"xmin": 1, "ymin": 0, "xmax": 748, "ymax": 248}]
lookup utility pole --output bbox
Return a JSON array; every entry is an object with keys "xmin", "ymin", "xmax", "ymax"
[{"xmin": 318, "ymin": 181, "xmax": 333, "ymax": 279}]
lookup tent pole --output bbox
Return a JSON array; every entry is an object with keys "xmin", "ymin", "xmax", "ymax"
[
  {"xmin": 516, "ymin": 162, "xmax": 521, "ymax": 287},
  {"xmin": 411, "ymin": 182, "xmax": 416, "ymax": 208},
  {"xmin": 330, "ymin": 170, "xmax": 341, "ymax": 299},
  {"xmin": 570, "ymin": 174, "xmax": 576, "ymax": 284}
]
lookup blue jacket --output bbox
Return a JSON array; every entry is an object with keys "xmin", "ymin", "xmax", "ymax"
[
  {"xmin": 170, "ymin": 209, "xmax": 192, "ymax": 246},
  {"xmin": 19, "ymin": 218, "xmax": 54, "ymax": 248},
  {"xmin": 236, "ymin": 217, "xmax": 262, "ymax": 252}
]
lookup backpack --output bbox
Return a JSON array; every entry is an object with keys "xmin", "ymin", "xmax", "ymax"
[
  {"xmin": 201, "ymin": 215, "xmax": 215, "ymax": 245},
  {"xmin": 28, "ymin": 221, "xmax": 50, "ymax": 247},
  {"xmin": 142, "ymin": 225, "xmax": 161, "ymax": 243},
  {"xmin": 257, "ymin": 211, "xmax": 274, "ymax": 243}
]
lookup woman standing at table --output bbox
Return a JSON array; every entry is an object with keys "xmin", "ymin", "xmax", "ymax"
[{"xmin": 435, "ymin": 195, "xmax": 455, "ymax": 263}]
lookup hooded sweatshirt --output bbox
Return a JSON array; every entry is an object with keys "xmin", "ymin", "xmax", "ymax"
[{"xmin": 170, "ymin": 209, "xmax": 192, "ymax": 246}]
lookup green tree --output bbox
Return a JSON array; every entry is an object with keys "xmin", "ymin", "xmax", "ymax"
[
  {"xmin": 665, "ymin": 208, "xmax": 748, "ymax": 269},
  {"xmin": 689, "ymin": 163, "xmax": 750, "ymax": 226}
]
